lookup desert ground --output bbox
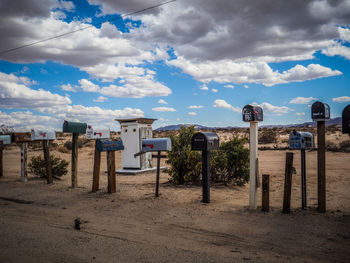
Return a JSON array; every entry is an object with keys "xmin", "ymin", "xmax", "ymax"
[{"xmin": 0, "ymin": 128, "xmax": 350, "ymax": 262}]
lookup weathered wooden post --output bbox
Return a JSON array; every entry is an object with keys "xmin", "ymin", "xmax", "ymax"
[
  {"xmin": 96, "ymin": 139, "xmax": 124, "ymax": 193},
  {"xmin": 242, "ymin": 104, "xmax": 263, "ymax": 209},
  {"xmin": 135, "ymin": 138, "xmax": 172, "ymax": 197},
  {"xmin": 31, "ymin": 129, "xmax": 56, "ymax": 184},
  {"xmin": 191, "ymin": 132, "xmax": 219, "ymax": 203},
  {"xmin": 62, "ymin": 121, "xmax": 87, "ymax": 188},
  {"xmin": 262, "ymin": 174, "xmax": 270, "ymax": 212},
  {"xmin": 12, "ymin": 132, "xmax": 31, "ymax": 182},
  {"xmin": 0, "ymin": 135, "xmax": 11, "ymax": 177},
  {"xmin": 311, "ymin": 101, "xmax": 330, "ymax": 213},
  {"xmin": 85, "ymin": 126, "xmax": 111, "ymax": 192},
  {"xmin": 289, "ymin": 130, "xmax": 314, "ymax": 209},
  {"xmin": 283, "ymin": 152, "xmax": 294, "ymax": 213}
]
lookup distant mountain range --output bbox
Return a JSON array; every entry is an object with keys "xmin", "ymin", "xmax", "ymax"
[{"xmin": 155, "ymin": 117, "xmax": 342, "ymax": 131}]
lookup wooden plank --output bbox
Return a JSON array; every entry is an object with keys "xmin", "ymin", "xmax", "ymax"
[
  {"xmin": 43, "ymin": 140, "xmax": 53, "ymax": 184},
  {"xmin": 283, "ymin": 152, "xmax": 294, "ymax": 213},
  {"xmin": 107, "ymin": 151, "xmax": 116, "ymax": 193},
  {"xmin": 71, "ymin": 133, "xmax": 78, "ymax": 188},
  {"xmin": 317, "ymin": 121, "xmax": 326, "ymax": 213},
  {"xmin": 249, "ymin": 121, "xmax": 258, "ymax": 209},
  {"xmin": 262, "ymin": 174, "xmax": 270, "ymax": 212},
  {"xmin": 92, "ymin": 141, "xmax": 101, "ymax": 192}
]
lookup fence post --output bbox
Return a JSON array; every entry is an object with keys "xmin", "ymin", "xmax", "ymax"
[
  {"xmin": 317, "ymin": 121, "xmax": 326, "ymax": 213},
  {"xmin": 21, "ymin": 143, "xmax": 28, "ymax": 182},
  {"xmin": 43, "ymin": 140, "xmax": 53, "ymax": 184},
  {"xmin": 71, "ymin": 133, "xmax": 78, "ymax": 188},
  {"xmin": 283, "ymin": 152, "xmax": 294, "ymax": 213},
  {"xmin": 107, "ymin": 151, "xmax": 116, "ymax": 193},
  {"xmin": 92, "ymin": 140, "xmax": 101, "ymax": 192},
  {"xmin": 262, "ymin": 174, "xmax": 270, "ymax": 212}
]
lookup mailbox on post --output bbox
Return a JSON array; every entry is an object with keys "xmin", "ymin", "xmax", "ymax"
[
  {"xmin": 12, "ymin": 132, "xmax": 31, "ymax": 143},
  {"xmin": 289, "ymin": 130, "xmax": 314, "ymax": 210},
  {"xmin": 289, "ymin": 131, "xmax": 314, "ymax": 149},
  {"xmin": 63, "ymin": 121, "xmax": 87, "ymax": 134},
  {"xmin": 311, "ymin": 101, "xmax": 330, "ymax": 122},
  {"xmin": 96, "ymin": 139, "xmax": 124, "ymax": 152},
  {"xmin": 242, "ymin": 105, "xmax": 263, "ymax": 122},
  {"xmin": 142, "ymin": 138, "xmax": 172, "ymax": 152},
  {"xmin": 342, "ymin": 104, "xmax": 350, "ymax": 135},
  {"xmin": 191, "ymin": 132, "xmax": 219, "ymax": 203},
  {"xmin": 0, "ymin": 135, "xmax": 11, "ymax": 145},
  {"xmin": 31, "ymin": 129, "xmax": 56, "ymax": 141},
  {"xmin": 11, "ymin": 132, "xmax": 31, "ymax": 182},
  {"xmin": 242, "ymin": 104, "xmax": 263, "ymax": 209},
  {"xmin": 86, "ymin": 126, "xmax": 110, "ymax": 140}
]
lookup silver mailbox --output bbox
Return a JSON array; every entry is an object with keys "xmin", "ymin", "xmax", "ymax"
[
  {"xmin": 142, "ymin": 138, "xmax": 172, "ymax": 152},
  {"xmin": 0, "ymin": 135, "xmax": 11, "ymax": 145},
  {"xmin": 86, "ymin": 126, "xmax": 110, "ymax": 139},
  {"xmin": 31, "ymin": 129, "xmax": 56, "ymax": 141},
  {"xmin": 289, "ymin": 131, "xmax": 314, "ymax": 149}
]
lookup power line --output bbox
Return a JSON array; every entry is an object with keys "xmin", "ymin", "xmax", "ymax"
[{"xmin": 0, "ymin": 0, "xmax": 176, "ymax": 56}]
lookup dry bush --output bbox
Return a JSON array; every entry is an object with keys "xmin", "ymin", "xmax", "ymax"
[
  {"xmin": 58, "ymin": 146, "xmax": 70, "ymax": 153},
  {"xmin": 339, "ymin": 140, "xmax": 350, "ymax": 150}
]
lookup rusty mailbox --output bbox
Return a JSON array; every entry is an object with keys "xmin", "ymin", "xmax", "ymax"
[
  {"xmin": 242, "ymin": 105, "xmax": 263, "ymax": 122},
  {"xmin": 12, "ymin": 132, "xmax": 31, "ymax": 143}
]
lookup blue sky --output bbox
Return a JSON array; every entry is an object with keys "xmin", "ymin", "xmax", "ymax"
[{"xmin": 0, "ymin": 0, "xmax": 349, "ymax": 131}]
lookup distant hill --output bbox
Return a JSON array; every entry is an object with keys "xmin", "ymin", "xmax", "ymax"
[{"xmin": 155, "ymin": 117, "xmax": 342, "ymax": 131}]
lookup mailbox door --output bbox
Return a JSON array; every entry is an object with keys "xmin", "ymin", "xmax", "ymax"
[
  {"xmin": 254, "ymin": 106, "xmax": 263, "ymax": 122},
  {"xmin": 342, "ymin": 104, "xmax": 350, "ymax": 134}
]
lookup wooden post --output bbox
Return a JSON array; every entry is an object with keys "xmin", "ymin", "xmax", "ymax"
[
  {"xmin": 155, "ymin": 151, "xmax": 161, "ymax": 197},
  {"xmin": 262, "ymin": 174, "xmax": 270, "ymax": 212},
  {"xmin": 71, "ymin": 133, "xmax": 78, "ymax": 188},
  {"xmin": 43, "ymin": 140, "xmax": 53, "ymax": 184},
  {"xmin": 0, "ymin": 141, "xmax": 3, "ymax": 177},
  {"xmin": 107, "ymin": 151, "xmax": 116, "ymax": 193},
  {"xmin": 283, "ymin": 152, "xmax": 294, "ymax": 213},
  {"xmin": 21, "ymin": 143, "xmax": 28, "ymax": 182},
  {"xmin": 249, "ymin": 121, "xmax": 258, "ymax": 209},
  {"xmin": 317, "ymin": 121, "xmax": 326, "ymax": 213},
  {"xmin": 301, "ymin": 149, "xmax": 307, "ymax": 210},
  {"xmin": 92, "ymin": 140, "xmax": 101, "ymax": 192},
  {"xmin": 202, "ymin": 150, "xmax": 210, "ymax": 203}
]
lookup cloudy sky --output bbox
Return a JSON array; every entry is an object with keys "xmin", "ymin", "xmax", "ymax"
[{"xmin": 0, "ymin": 0, "xmax": 349, "ymax": 131}]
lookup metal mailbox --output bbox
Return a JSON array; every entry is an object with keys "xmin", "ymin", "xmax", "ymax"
[
  {"xmin": 31, "ymin": 129, "xmax": 56, "ymax": 141},
  {"xmin": 142, "ymin": 138, "xmax": 172, "ymax": 152},
  {"xmin": 62, "ymin": 120, "xmax": 87, "ymax": 134},
  {"xmin": 86, "ymin": 126, "xmax": 110, "ymax": 140},
  {"xmin": 289, "ymin": 131, "xmax": 314, "ymax": 149},
  {"xmin": 242, "ymin": 105, "xmax": 263, "ymax": 122},
  {"xmin": 12, "ymin": 132, "xmax": 31, "ymax": 143},
  {"xmin": 342, "ymin": 104, "xmax": 350, "ymax": 134},
  {"xmin": 191, "ymin": 132, "xmax": 219, "ymax": 151},
  {"xmin": 311, "ymin": 101, "xmax": 330, "ymax": 122},
  {"xmin": 0, "ymin": 135, "xmax": 11, "ymax": 145},
  {"xmin": 96, "ymin": 139, "xmax": 124, "ymax": 152}
]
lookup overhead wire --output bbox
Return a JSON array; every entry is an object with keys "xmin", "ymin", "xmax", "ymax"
[{"xmin": 0, "ymin": 0, "xmax": 177, "ymax": 56}]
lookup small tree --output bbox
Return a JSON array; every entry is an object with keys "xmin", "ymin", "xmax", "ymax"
[{"xmin": 28, "ymin": 155, "xmax": 68, "ymax": 179}]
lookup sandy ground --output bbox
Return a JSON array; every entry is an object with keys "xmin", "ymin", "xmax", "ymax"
[{"xmin": 0, "ymin": 146, "xmax": 350, "ymax": 262}]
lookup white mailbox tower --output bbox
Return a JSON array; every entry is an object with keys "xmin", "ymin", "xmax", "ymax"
[{"xmin": 116, "ymin": 118, "xmax": 156, "ymax": 172}]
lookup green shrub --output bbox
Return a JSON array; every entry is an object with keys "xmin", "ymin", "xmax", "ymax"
[
  {"xmin": 28, "ymin": 155, "xmax": 68, "ymax": 179},
  {"xmin": 259, "ymin": 129, "xmax": 278, "ymax": 144},
  {"xmin": 166, "ymin": 127, "xmax": 250, "ymax": 186}
]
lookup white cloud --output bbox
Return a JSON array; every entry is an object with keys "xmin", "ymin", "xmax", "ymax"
[
  {"xmin": 289, "ymin": 96, "xmax": 318, "ymax": 104},
  {"xmin": 213, "ymin": 99, "xmax": 240, "ymax": 112},
  {"xmin": 260, "ymin": 102, "xmax": 292, "ymax": 115},
  {"xmin": 188, "ymin": 112, "xmax": 197, "ymax": 116},
  {"xmin": 158, "ymin": 99, "xmax": 167, "ymax": 104},
  {"xmin": 93, "ymin": 96, "xmax": 108, "ymax": 102},
  {"xmin": 200, "ymin": 85, "xmax": 209, "ymax": 90},
  {"xmin": 332, "ymin": 96, "xmax": 350, "ymax": 103},
  {"xmin": 224, "ymin": 84, "xmax": 234, "ymax": 89},
  {"xmin": 188, "ymin": 105, "xmax": 204, "ymax": 109},
  {"xmin": 211, "ymin": 88, "xmax": 218, "ymax": 93},
  {"xmin": 296, "ymin": 112, "xmax": 305, "ymax": 116},
  {"xmin": 79, "ymin": 79, "xmax": 100, "ymax": 92},
  {"xmin": 322, "ymin": 43, "xmax": 350, "ymax": 60},
  {"xmin": 244, "ymin": 85, "xmax": 249, "ymax": 89},
  {"xmin": 61, "ymin": 83, "xmax": 76, "ymax": 92},
  {"xmin": 152, "ymin": 107, "xmax": 176, "ymax": 112}
]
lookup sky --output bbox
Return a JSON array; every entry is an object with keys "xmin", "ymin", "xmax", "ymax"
[{"xmin": 0, "ymin": 0, "xmax": 349, "ymax": 131}]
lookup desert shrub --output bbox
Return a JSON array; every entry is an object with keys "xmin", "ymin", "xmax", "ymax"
[
  {"xmin": 339, "ymin": 140, "xmax": 350, "ymax": 150},
  {"xmin": 58, "ymin": 146, "xmax": 70, "ymax": 153},
  {"xmin": 210, "ymin": 137, "xmax": 249, "ymax": 186},
  {"xmin": 259, "ymin": 129, "xmax": 278, "ymax": 144},
  {"xmin": 28, "ymin": 155, "xmax": 68, "ymax": 179},
  {"xmin": 63, "ymin": 139, "xmax": 85, "ymax": 150},
  {"xmin": 166, "ymin": 126, "xmax": 249, "ymax": 186},
  {"xmin": 165, "ymin": 126, "xmax": 201, "ymax": 184}
]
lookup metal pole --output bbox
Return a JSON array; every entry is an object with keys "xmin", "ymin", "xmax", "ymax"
[
  {"xmin": 155, "ymin": 151, "xmax": 161, "ymax": 197},
  {"xmin": 249, "ymin": 121, "xmax": 258, "ymax": 209},
  {"xmin": 71, "ymin": 133, "xmax": 78, "ymax": 188},
  {"xmin": 301, "ymin": 149, "xmax": 307, "ymax": 209},
  {"xmin": 317, "ymin": 121, "xmax": 326, "ymax": 213},
  {"xmin": 202, "ymin": 150, "xmax": 210, "ymax": 203}
]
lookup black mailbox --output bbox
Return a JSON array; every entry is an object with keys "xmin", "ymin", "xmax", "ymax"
[
  {"xmin": 191, "ymin": 132, "xmax": 219, "ymax": 151},
  {"xmin": 342, "ymin": 104, "xmax": 350, "ymax": 134},
  {"xmin": 242, "ymin": 105, "xmax": 263, "ymax": 122},
  {"xmin": 311, "ymin": 101, "xmax": 330, "ymax": 121}
]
